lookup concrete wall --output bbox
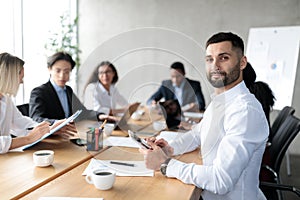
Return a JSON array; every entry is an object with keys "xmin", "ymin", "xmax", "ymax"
[{"xmin": 77, "ymin": 0, "xmax": 300, "ymax": 153}]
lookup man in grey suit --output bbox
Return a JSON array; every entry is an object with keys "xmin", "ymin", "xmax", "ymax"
[{"xmin": 147, "ymin": 62, "xmax": 205, "ymax": 111}]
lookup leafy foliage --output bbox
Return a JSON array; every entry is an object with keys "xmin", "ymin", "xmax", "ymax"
[{"xmin": 45, "ymin": 12, "xmax": 81, "ymax": 69}]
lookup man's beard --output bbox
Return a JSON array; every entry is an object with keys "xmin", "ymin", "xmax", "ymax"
[{"xmin": 207, "ymin": 61, "xmax": 241, "ymax": 88}]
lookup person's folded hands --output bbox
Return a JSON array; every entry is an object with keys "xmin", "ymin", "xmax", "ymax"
[{"xmin": 139, "ymin": 140, "xmax": 168, "ymax": 170}]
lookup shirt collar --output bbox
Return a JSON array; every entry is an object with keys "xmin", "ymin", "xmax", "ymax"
[
  {"xmin": 211, "ymin": 81, "xmax": 248, "ymax": 103},
  {"xmin": 97, "ymin": 82, "xmax": 115, "ymax": 94},
  {"xmin": 50, "ymin": 78, "xmax": 66, "ymax": 92},
  {"xmin": 172, "ymin": 79, "xmax": 186, "ymax": 89}
]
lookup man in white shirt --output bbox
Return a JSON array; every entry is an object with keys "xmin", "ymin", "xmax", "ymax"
[{"xmin": 140, "ymin": 32, "xmax": 269, "ymax": 200}]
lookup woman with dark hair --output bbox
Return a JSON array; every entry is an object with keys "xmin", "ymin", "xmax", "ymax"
[
  {"xmin": 84, "ymin": 61, "xmax": 128, "ymax": 115},
  {"xmin": 243, "ymin": 62, "xmax": 276, "ymax": 127}
]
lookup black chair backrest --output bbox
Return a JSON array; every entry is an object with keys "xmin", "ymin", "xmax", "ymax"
[
  {"xmin": 269, "ymin": 114, "xmax": 300, "ymax": 174},
  {"xmin": 16, "ymin": 103, "xmax": 29, "ymax": 116},
  {"xmin": 270, "ymin": 106, "xmax": 295, "ymax": 141}
]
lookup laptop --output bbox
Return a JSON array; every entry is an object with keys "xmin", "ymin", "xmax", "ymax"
[
  {"xmin": 113, "ymin": 102, "xmax": 145, "ymax": 132},
  {"xmin": 159, "ymin": 99, "xmax": 183, "ymax": 130}
]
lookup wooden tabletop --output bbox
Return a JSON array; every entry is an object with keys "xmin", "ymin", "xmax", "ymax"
[
  {"xmin": 21, "ymin": 147, "xmax": 202, "ymax": 200},
  {"xmin": 0, "ymin": 134, "xmax": 101, "ymax": 200}
]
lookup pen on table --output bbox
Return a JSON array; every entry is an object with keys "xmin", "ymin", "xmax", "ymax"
[{"xmin": 110, "ymin": 161, "xmax": 135, "ymax": 167}]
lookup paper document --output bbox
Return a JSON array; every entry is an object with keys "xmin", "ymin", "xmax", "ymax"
[
  {"xmin": 156, "ymin": 131, "xmax": 180, "ymax": 144},
  {"xmin": 13, "ymin": 110, "xmax": 82, "ymax": 151},
  {"xmin": 82, "ymin": 158, "xmax": 154, "ymax": 177},
  {"xmin": 103, "ymin": 136, "xmax": 140, "ymax": 148}
]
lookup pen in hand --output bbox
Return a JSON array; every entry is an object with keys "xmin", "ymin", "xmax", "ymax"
[{"xmin": 110, "ymin": 161, "xmax": 135, "ymax": 167}]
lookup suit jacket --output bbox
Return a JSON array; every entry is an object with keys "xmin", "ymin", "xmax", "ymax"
[
  {"xmin": 29, "ymin": 81, "xmax": 99, "ymax": 124},
  {"xmin": 147, "ymin": 78, "xmax": 205, "ymax": 110}
]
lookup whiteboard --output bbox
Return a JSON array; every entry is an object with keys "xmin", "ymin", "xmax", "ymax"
[{"xmin": 246, "ymin": 26, "xmax": 300, "ymax": 110}]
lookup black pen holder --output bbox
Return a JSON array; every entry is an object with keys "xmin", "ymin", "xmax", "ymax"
[{"xmin": 86, "ymin": 128, "xmax": 103, "ymax": 151}]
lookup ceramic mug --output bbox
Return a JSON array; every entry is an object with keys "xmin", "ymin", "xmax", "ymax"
[
  {"xmin": 33, "ymin": 150, "xmax": 54, "ymax": 167},
  {"xmin": 85, "ymin": 169, "xmax": 116, "ymax": 190}
]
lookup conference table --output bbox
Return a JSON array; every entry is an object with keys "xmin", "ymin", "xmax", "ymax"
[
  {"xmin": 1, "ymin": 135, "xmax": 101, "ymax": 200},
  {"xmin": 1, "ymin": 106, "xmax": 202, "ymax": 200},
  {"xmin": 21, "ymin": 147, "xmax": 202, "ymax": 200}
]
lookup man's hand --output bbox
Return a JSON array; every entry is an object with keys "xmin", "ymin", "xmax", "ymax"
[
  {"xmin": 139, "ymin": 140, "xmax": 169, "ymax": 170},
  {"xmin": 146, "ymin": 137, "xmax": 174, "ymax": 157},
  {"xmin": 51, "ymin": 120, "xmax": 77, "ymax": 139}
]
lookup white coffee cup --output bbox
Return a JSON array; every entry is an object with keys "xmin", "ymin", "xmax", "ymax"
[
  {"xmin": 104, "ymin": 124, "xmax": 115, "ymax": 136},
  {"xmin": 153, "ymin": 121, "xmax": 167, "ymax": 131},
  {"xmin": 131, "ymin": 111, "xmax": 142, "ymax": 120},
  {"xmin": 33, "ymin": 150, "xmax": 54, "ymax": 167},
  {"xmin": 85, "ymin": 169, "xmax": 116, "ymax": 190}
]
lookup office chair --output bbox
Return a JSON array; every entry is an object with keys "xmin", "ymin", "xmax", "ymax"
[
  {"xmin": 260, "ymin": 114, "xmax": 300, "ymax": 200},
  {"xmin": 16, "ymin": 103, "xmax": 29, "ymax": 116},
  {"xmin": 270, "ymin": 106, "xmax": 295, "ymax": 141},
  {"xmin": 260, "ymin": 182, "xmax": 300, "ymax": 200},
  {"xmin": 270, "ymin": 106, "xmax": 295, "ymax": 176}
]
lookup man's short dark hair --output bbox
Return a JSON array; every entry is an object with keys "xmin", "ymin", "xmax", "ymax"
[
  {"xmin": 206, "ymin": 32, "xmax": 244, "ymax": 55},
  {"xmin": 47, "ymin": 51, "xmax": 76, "ymax": 70},
  {"xmin": 170, "ymin": 61, "xmax": 185, "ymax": 75}
]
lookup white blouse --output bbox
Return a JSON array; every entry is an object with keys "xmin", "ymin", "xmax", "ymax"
[
  {"xmin": 0, "ymin": 95, "xmax": 37, "ymax": 154},
  {"xmin": 167, "ymin": 82, "xmax": 269, "ymax": 200},
  {"xmin": 84, "ymin": 82, "xmax": 128, "ymax": 115}
]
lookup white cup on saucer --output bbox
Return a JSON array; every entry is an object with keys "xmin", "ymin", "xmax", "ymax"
[
  {"xmin": 104, "ymin": 123, "xmax": 115, "ymax": 136},
  {"xmin": 85, "ymin": 169, "xmax": 116, "ymax": 190},
  {"xmin": 33, "ymin": 150, "xmax": 54, "ymax": 167}
]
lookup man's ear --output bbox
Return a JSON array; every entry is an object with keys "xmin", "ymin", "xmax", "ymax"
[{"xmin": 240, "ymin": 56, "xmax": 247, "ymax": 70}]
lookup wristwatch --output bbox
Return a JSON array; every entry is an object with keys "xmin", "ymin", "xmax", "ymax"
[{"xmin": 160, "ymin": 158, "xmax": 172, "ymax": 176}]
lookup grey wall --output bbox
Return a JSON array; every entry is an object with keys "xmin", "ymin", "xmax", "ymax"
[{"xmin": 77, "ymin": 0, "xmax": 300, "ymax": 153}]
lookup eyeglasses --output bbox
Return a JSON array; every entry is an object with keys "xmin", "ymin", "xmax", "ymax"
[{"xmin": 98, "ymin": 70, "xmax": 113, "ymax": 75}]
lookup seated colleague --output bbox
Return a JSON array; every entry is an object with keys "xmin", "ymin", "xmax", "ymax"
[
  {"xmin": 0, "ymin": 52, "xmax": 64, "ymax": 153},
  {"xmin": 29, "ymin": 52, "xmax": 115, "ymax": 126},
  {"xmin": 243, "ymin": 62, "xmax": 275, "ymax": 128},
  {"xmin": 147, "ymin": 61, "xmax": 205, "ymax": 111},
  {"xmin": 140, "ymin": 32, "xmax": 269, "ymax": 199},
  {"xmin": 84, "ymin": 61, "xmax": 128, "ymax": 115}
]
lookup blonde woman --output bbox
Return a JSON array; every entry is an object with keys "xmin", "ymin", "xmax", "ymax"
[{"xmin": 0, "ymin": 52, "xmax": 62, "ymax": 154}]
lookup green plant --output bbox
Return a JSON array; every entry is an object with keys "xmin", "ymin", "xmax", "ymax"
[{"xmin": 45, "ymin": 12, "xmax": 81, "ymax": 69}]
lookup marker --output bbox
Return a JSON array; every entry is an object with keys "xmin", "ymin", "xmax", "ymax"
[{"xmin": 110, "ymin": 161, "xmax": 135, "ymax": 167}]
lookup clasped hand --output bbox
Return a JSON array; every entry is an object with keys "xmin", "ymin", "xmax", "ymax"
[{"xmin": 139, "ymin": 137, "xmax": 174, "ymax": 170}]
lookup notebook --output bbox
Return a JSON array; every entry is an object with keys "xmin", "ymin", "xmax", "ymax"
[{"xmin": 21, "ymin": 110, "xmax": 82, "ymax": 150}]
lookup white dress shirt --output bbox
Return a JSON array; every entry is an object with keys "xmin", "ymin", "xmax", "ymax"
[
  {"xmin": 84, "ymin": 82, "xmax": 128, "ymax": 115},
  {"xmin": 0, "ymin": 95, "xmax": 37, "ymax": 154},
  {"xmin": 167, "ymin": 81, "xmax": 268, "ymax": 200},
  {"xmin": 173, "ymin": 81, "xmax": 185, "ymax": 106}
]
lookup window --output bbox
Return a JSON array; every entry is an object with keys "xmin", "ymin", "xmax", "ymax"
[{"xmin": 0, "ymin": 0, "xmax": 77, "ymax": 105}]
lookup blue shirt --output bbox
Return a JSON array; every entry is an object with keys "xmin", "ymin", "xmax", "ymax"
[{"xmin": 50, "ymin": 79, "xmax": 69, "ymax": 118}]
